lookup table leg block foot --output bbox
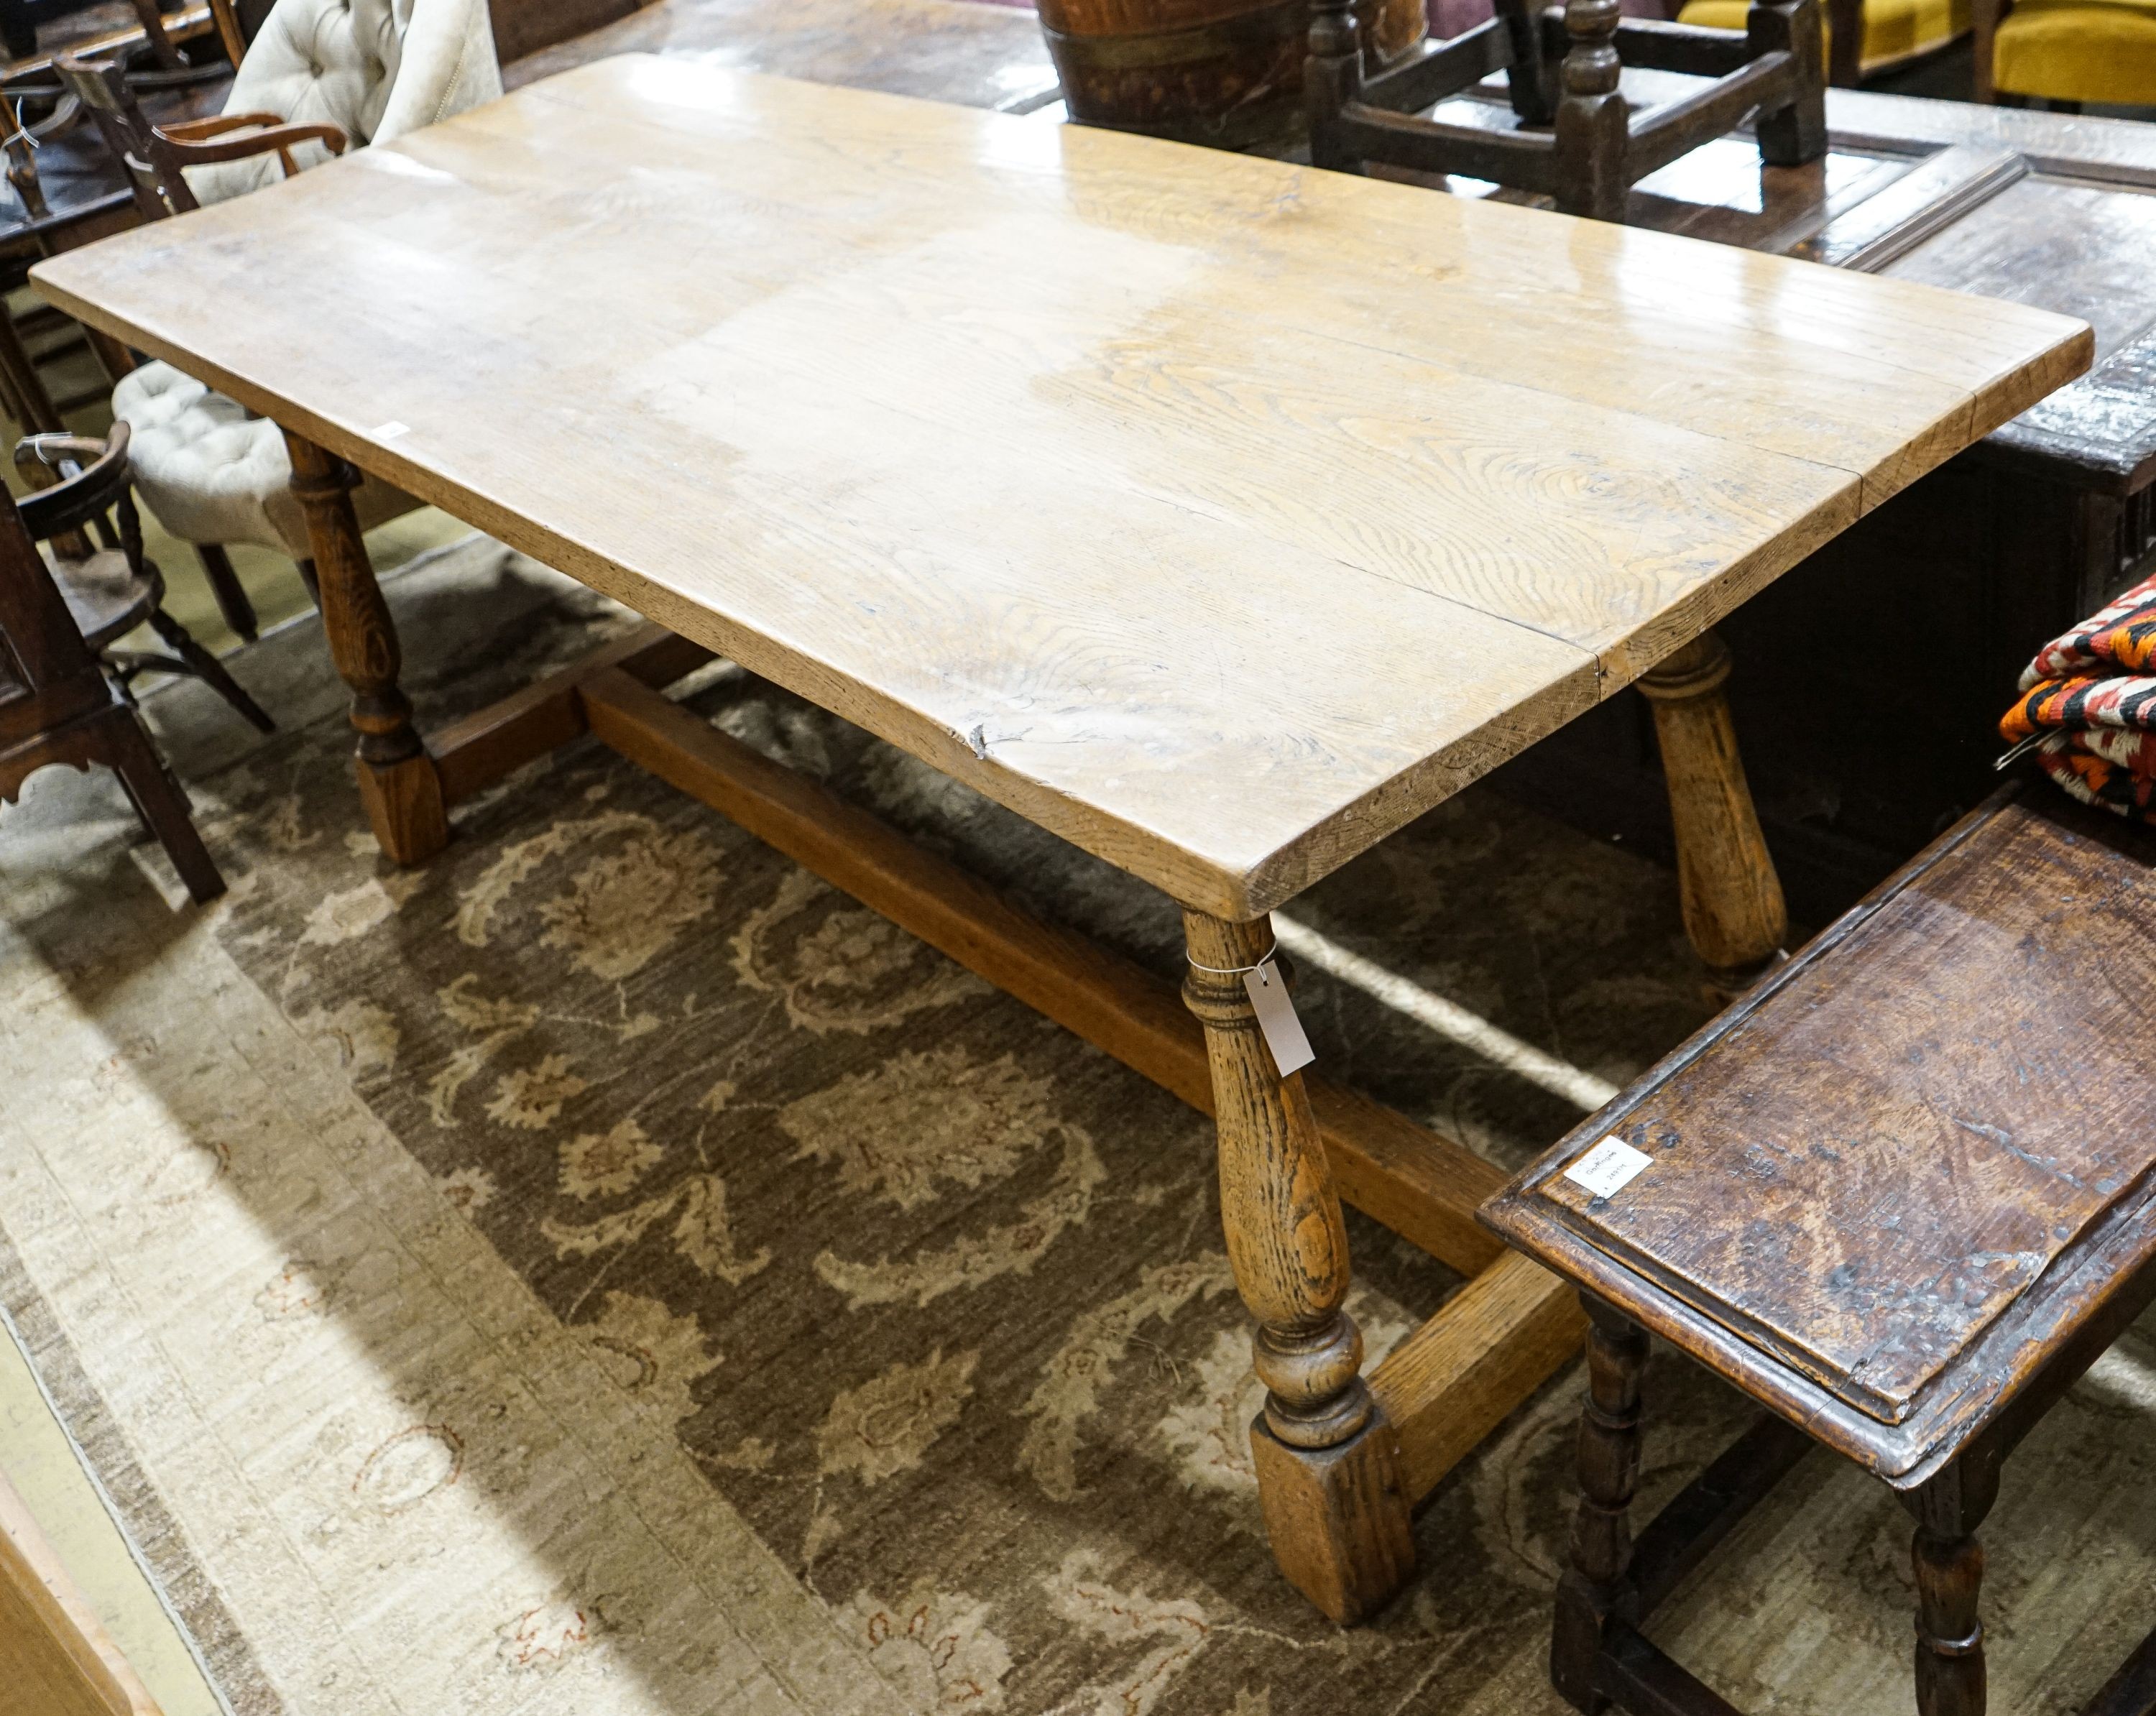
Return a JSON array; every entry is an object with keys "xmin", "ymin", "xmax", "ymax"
[
  {"xmin": 1250, "ymin": 1408, "xmax": 1415, "ymax": 1624},
  {"xmin": 356, "ymin": 752, "xmax": 448, "ymax": 865}
]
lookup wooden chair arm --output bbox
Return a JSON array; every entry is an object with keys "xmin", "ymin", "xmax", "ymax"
[
  {"xmin": 14, "ymin": 433, "xmax": 116, "ymax": 482},
  {"xmin": 157, "ymin": 119, "xmax": 348, "ymax": 170},
  {"xmin": 158, "ymin": 111, "xmax": 292, "ymax": 139}
]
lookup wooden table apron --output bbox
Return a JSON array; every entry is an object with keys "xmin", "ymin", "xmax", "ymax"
[{"xmin": 29, "ymin": 57, "xmax": 2088, "ymax": 1623}]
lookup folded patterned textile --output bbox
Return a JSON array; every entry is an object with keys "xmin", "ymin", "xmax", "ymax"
[{"xmin": 2000, "ymin": 569, "xmax": 2156, "ymax": 824}]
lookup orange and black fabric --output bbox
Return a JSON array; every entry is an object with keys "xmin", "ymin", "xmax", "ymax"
[{"xmin": 2001, "ymin": 569, "xmax": 2156, "ymax": 824}]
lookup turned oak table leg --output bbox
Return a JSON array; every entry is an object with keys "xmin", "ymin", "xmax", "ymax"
[
  {"xmin": 1637, "ymin": 631, "xmax": 1788, "ymax": 999},
  {"xmin": 1904, "ymin": 1458, "xmax": 1997, "ymax": 1716},
  {"xmin": 283, "ymin": 430, "xmax": 447, "ymax": 864},
  {"xmin": 1554, "ymin": 1296, "xmax": 1647, "ymax": 1713},
  {"xmin": 1183, "ymin": 910, "xmax": 1414, "ymax": 1623}
]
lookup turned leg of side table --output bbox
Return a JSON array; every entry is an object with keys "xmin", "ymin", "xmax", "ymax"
[
  {"xmin": 1637, "ymin": 631, "xmax": 1787, "ymax": 1000},
  {"xmin": 1182, "ymin": 910, "xmax": 1414, "ymax": 1623},
  {"xmin": 1552, "ymin": 1297, "xmax": 1647, "ymax": 1714},
  {"xmin": 1904, "ymin": 1458, "xmax": 1996, "ymax": 1716},
  {"xmin": 283, "ymin": 430, "xmax": 448, "ymax": 865}
]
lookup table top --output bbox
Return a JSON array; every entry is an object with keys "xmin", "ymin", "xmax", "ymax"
[
  {"xmin": 32, "ymin": 57, "xmax": 2091, "ymax": 917},
  {"xmin": 1433, "ymin": 70, "xmax": 2156, "ymax": 496}
]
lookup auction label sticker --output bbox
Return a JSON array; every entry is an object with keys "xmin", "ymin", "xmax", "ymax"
[{"xmin": 1564, "ymin": 1136, "xmax": 1654, "ymax": 1200}]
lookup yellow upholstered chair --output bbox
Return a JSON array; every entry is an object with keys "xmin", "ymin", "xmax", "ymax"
[
  {"xmin": 1975, "ymin": 0, "xmax": 2156, "ymax": 107},
  {"xmin": 1677, "ymin": 0, "xmax": 1968, "ymax": 81}
]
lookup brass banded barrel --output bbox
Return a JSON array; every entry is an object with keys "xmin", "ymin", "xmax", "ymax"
[{"xmin": 1038, "ymin": 0, "xmax": 1425, "ymax": 148}]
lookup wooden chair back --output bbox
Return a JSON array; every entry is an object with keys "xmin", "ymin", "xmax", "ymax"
[
  {"xmin": 1, "ymin": 78, "xmax": 82, "ymax": 218},
  {"xmin": 55, "ymin": 50, "xmax": 346, "ymax": 221},
  {"xmin": 53, "ymin": 52, "xmax": 200, "ymax": 217}
]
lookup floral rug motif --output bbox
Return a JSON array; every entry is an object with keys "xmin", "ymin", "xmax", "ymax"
[
  {"xmin": 189, "ymin": 564, "xmax": 1728, "ymax": 1715},
  {"xmin": 18, "ymin": 549, "xmax": 2156, "ymax": 1715}
]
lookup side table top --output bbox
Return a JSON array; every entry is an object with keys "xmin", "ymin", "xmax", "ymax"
[
  {"xmin": 32, "ymin": 58, "xmax": 2091, "ymax": 915},
  {"xmin": 1486, "ymin": 790, "xmax": 2156, "ymax": 1482}
]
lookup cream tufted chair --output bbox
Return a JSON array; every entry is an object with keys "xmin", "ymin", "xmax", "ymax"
[{"xmin": 104, "ymin": 0, "xmax": 499, "ymax": 629}]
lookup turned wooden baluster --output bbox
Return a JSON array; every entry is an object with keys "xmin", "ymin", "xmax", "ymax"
[
  {"xmin": 1552, "ymin": 1297, "xmax": 1646, "ymax": 1712},
  {"xmin": 1552, "ymin": 0, "xmax": 1629, "ymax": 222},
  {"xmin": 1305, "ymin": 0, "xmax": 1363, "ymax": 174},
  {"xmin": 1904, "ymin": 1456, "xmax": 1997, "ymax": 1716},
  {"xmin": 1638, "ymin": 630, "xmax": 1788, "ymax": 1001},
  {"xmin": 1183, "ymin": 909, "xmax": 1414, "ymax": 1623},
  {"xmin": 283, "ymin": 430, "xmax": 448, "ymax": 864}
]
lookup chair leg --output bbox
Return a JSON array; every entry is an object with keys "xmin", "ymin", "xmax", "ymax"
[
  {"xmin": 83, "ymin": 327, "xmax": 137, "ymax": 386},
  {"xmin": 103, "ymin": 706, "xmax": 224, "ymax": 903},
  {"xmin": 193, "ymin": 543, "xmax": 259, "ymax": 643},
  {"xmin": 295, "ymin": 556, "xmax": 321, "ymax": 606},
  {"xmin": 144, "ymin": 609, "xmax": 275, "ymax": 733}
]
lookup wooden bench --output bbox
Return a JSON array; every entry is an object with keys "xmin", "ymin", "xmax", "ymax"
[{"xmin": 1483, "ymin": 783, "xmax": 2156, "ymax": 1716}]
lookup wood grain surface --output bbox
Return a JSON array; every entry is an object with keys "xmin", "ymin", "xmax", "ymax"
[
  {"xmin": 499, "ymin": 0, "xmax": 1058, "ymax": 112},
  {"xmin": 32, "ymin": 59, "xmax": 2091, "ymax": 916},
  {"xmin": 1488, "ymin": 791, "xmax": 2156, "ymax": 1481},
  {"xmin": 0, "ymin": 1465, "xmax": 160, "ymax": 1716},
  {"xmin": 1536, "ymin": 795, "xmax": 2156, "ymax": 1424}
]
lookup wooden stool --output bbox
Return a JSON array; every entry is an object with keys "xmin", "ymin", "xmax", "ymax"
[
  {"xmin": 1307, "ymin": 0, "xmax": 1827, "ymax": 222},
  {"xmin": 1483, "ymin": 785, "xmax": 2156, "ymax": 1716}
]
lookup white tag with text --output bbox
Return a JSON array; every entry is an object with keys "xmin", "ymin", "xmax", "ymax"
[
  {"xmin": 1565, "ymin": 1136, "xmax": 1654, "ymax": 1200},
  {"xmin": 372, "ymin": 420, "xmax": 411, "ymax": 441},
  {"xmin": 1243, "ymin": 958, "xmax": 1314, "ymax": 1077}
]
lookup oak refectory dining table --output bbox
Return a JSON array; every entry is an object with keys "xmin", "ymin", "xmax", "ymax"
[{"xmin": 28, "ymin": 56, "xmax": 2088, "ymax": 1623}]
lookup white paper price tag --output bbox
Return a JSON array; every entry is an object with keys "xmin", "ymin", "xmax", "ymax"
[
  {"xmin": 1243, "ymin": 958, "xmax": 1314, "ymax": 1077},
  {"xmin": 1564, "ymin": 1136, "xmax": 1654, "ymax": 1200}
]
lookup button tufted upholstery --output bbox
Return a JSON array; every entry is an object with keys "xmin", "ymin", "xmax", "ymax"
[
  {"xmin": 187, "ymin": 0, "xmax": 501, "ymax": 203},
  {"xmin": 116, "ymin": 0, "xmax": 500, "ymax": 565},
  {"xmin": 112, "ymin": 364, "xmax": 414, "ymax": 555}
]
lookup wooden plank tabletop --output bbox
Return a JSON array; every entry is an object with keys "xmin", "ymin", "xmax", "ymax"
[{"xmin": 31, "ymin": 57, "xmax": 2091, "ymax": 917}]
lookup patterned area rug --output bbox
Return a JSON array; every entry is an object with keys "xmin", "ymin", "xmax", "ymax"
[{"xmin": 6, "ymin": 541, "xmax": 2156, "ymax": 1715}]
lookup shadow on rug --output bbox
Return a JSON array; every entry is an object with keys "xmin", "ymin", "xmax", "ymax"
[{"xmin": 8, "ymin": 545, "xmax": 2155, "ymax": 1715}]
